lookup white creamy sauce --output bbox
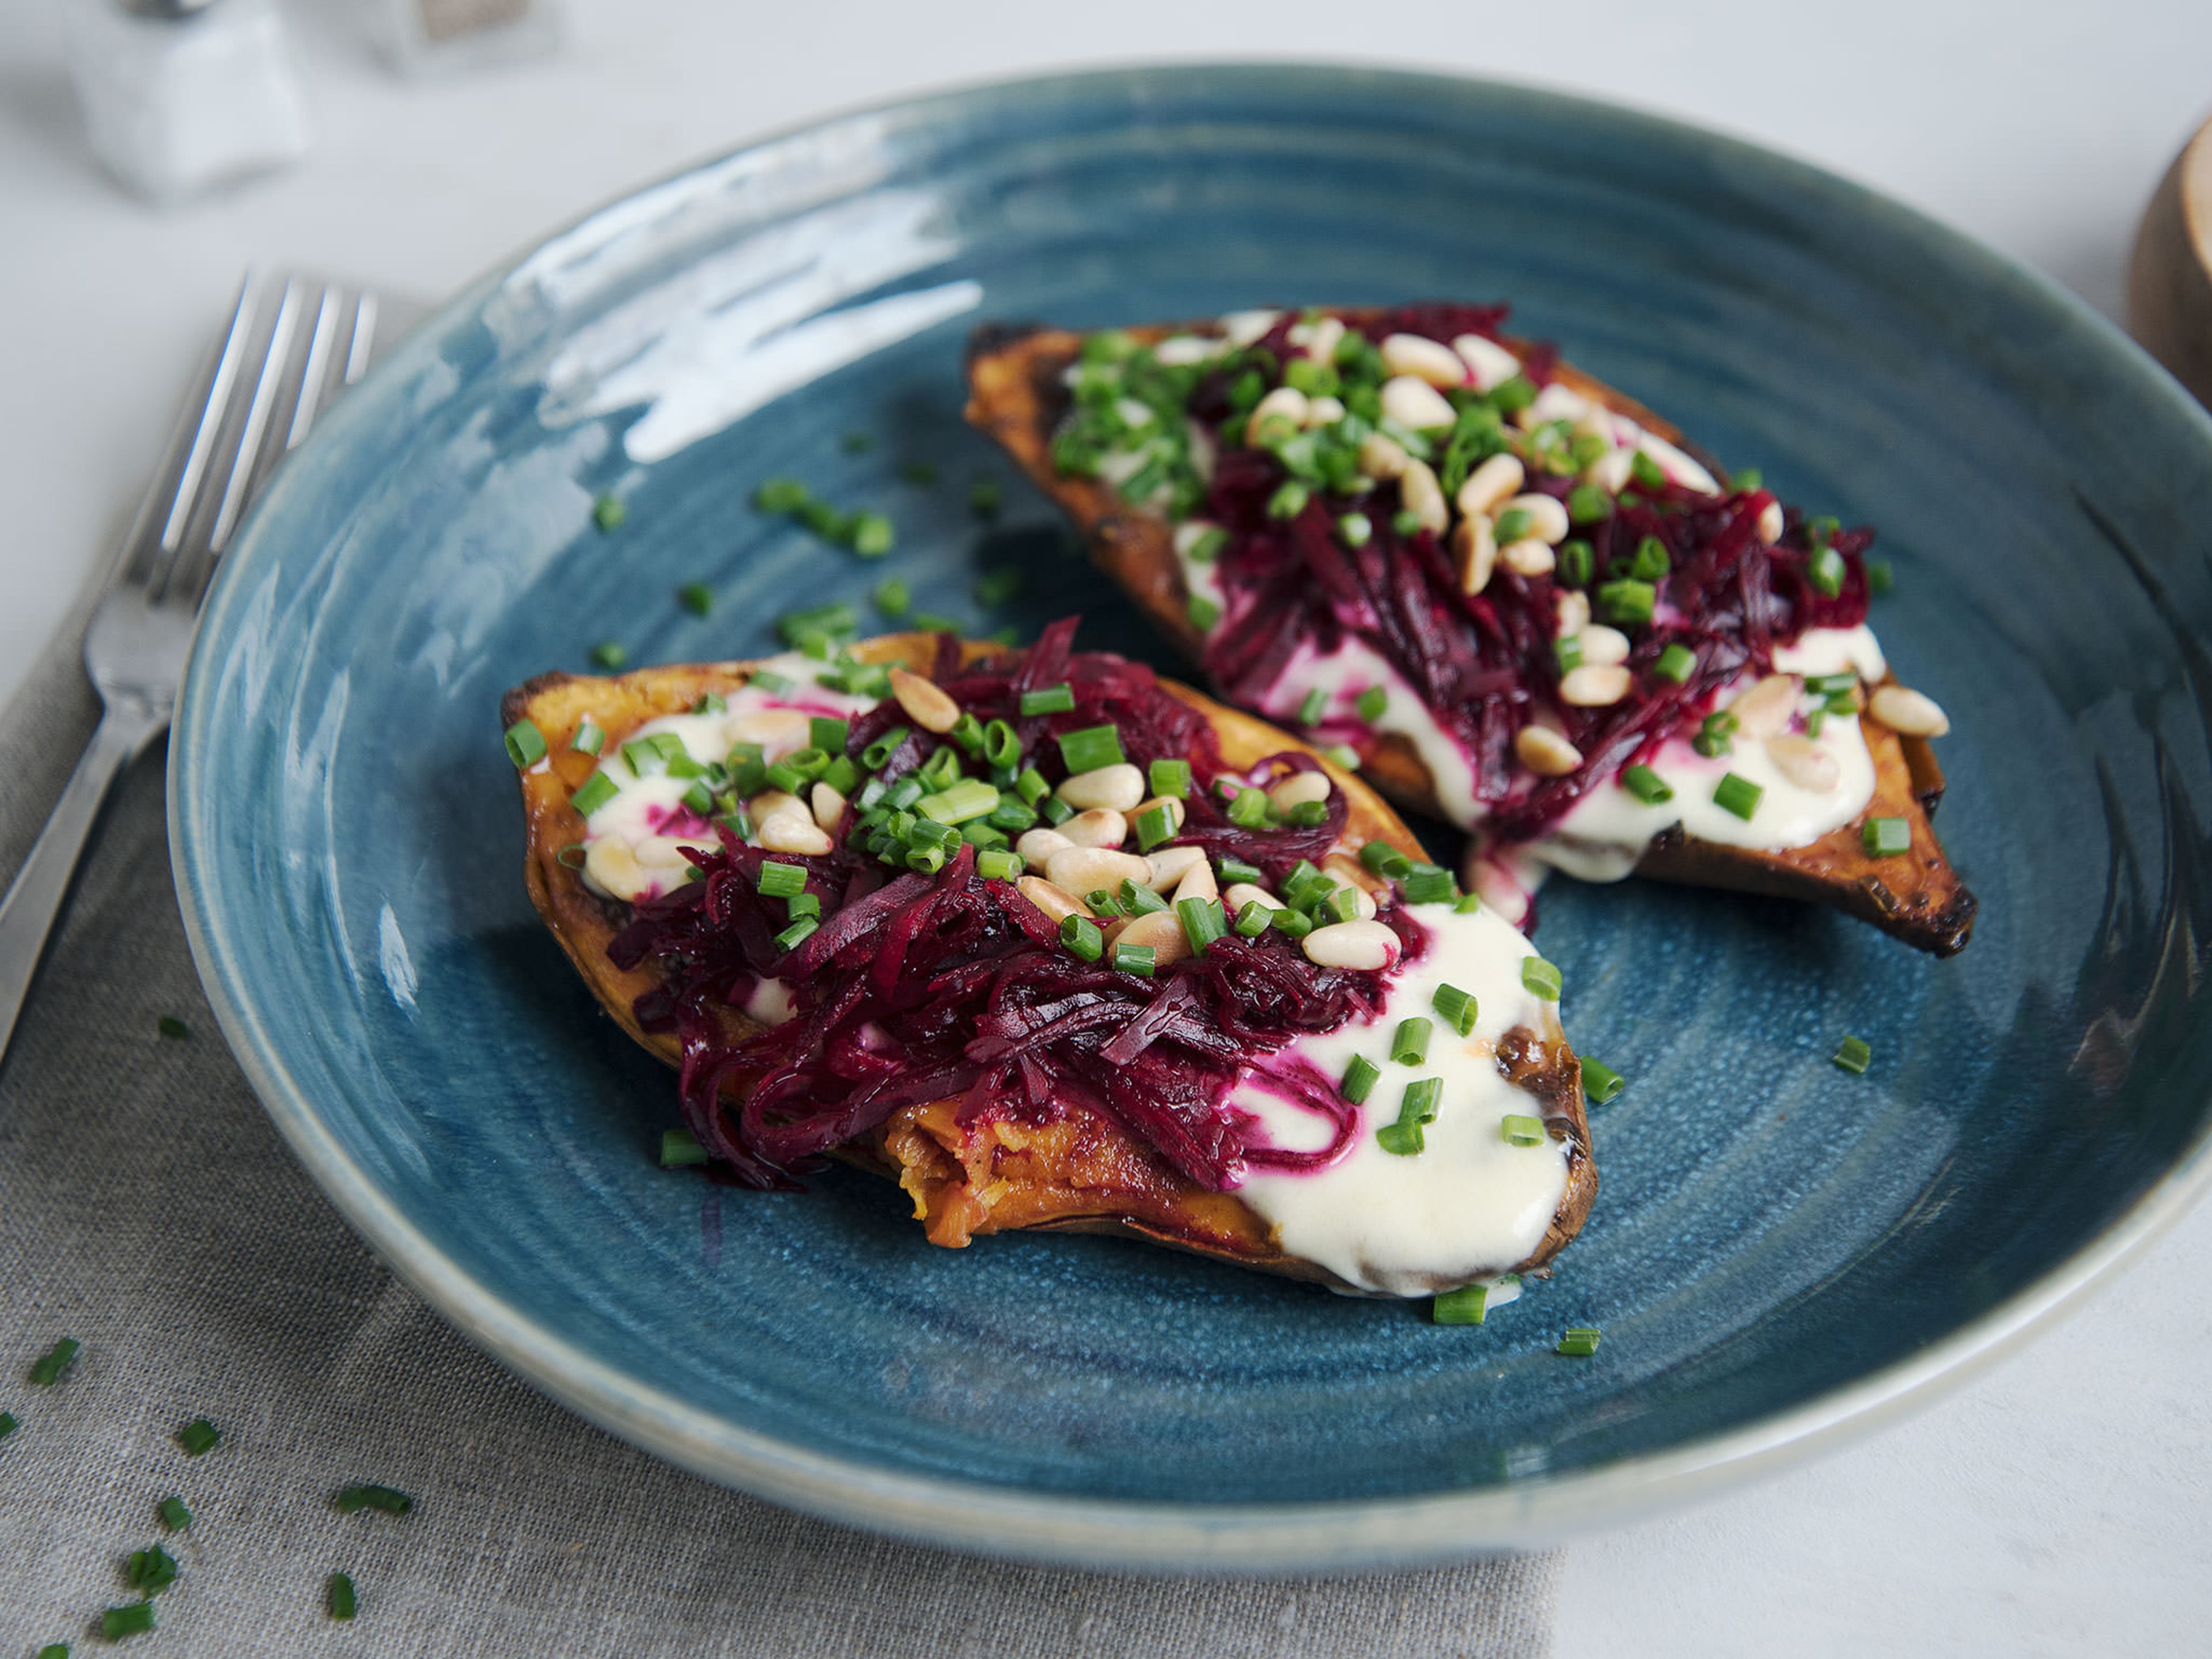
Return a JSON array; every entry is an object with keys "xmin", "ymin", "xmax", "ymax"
[
  {"xmin": 1773, "ymin": 622, "xmax": 1887, "ymax": 683},
  {"xmin": 1172, "ymin": 520, "xmax": 1227, "ymax": 615},
  {"xmin": 574, "ymin": 652, "xmax": 880, "ymax": 902},
  {"xmin": 1256, "ymin": 637, "xmax": 1484, "ymax": 827},
  {"xmin": 1229, "ymin": 904, "xmax": 1573, "ymax": 1297}
]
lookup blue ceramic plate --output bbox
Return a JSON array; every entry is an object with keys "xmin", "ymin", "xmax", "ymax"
[{"xmin": 172, "ymin": 67, "xmax": 2212, "ymax": 1570}]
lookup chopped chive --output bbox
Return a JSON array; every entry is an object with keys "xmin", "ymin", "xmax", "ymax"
[
  {"xmin": 1597, "ymin": 578, "xmax": 1656, "ymax": 626},
  {"xmin": 904, "ymin": 844, "xmax": 948, "ymax": 874},
  {"xmin": 1297, "ymin": 687, "xmax": 1328, "ymax": 726},
  {"xmin": 1556, "ymin": 1327, "xmax": 1602, "ymax": 1357},
  {"xmin": 1431, "ymin": 983, "xmax": 1478, "ymax": 1036},
  {"xmin": 1501, "ymin": 1113, "xmax": 1547, "ymax": 1147},
  {"xmin": 1735, "ymin": 467, "xmax": 1764, "ymax": 490},
  {"xmin": 102, "ymin": 1604, "xmax": 156, "ymax": 1638},
  {"xmin": 1085, "ymin": 888, "xmax": 1126, "ymax": 919},
  {"xmin": 1628, "ymin": 448, "xmax": 1667, "ymax": 490},
  {"xmin": 0, "ymin": 1411, "xmax": 16, "ymax": 1439},
  {"xmin": 1580, "ymin": 1056, "xmax": 1626, "ymax": 1104},
  {"xmin": 1520, "ymin": 957, "xmax": 1563, "ymax": 1001},
  {"xmin": 1340, "ymin": 1055, "xmax": 1381, "ymax": 1104},
  {"xmin": 1808, "ymin": 544, "xmax": 1846, "ymax": 597},
  {"xmin": 1432, "ymin": 1283, "xmax": 1491, "ymax": 1325},
  {"xmin": 588, "ymin": 641, "xmax": 627, "ymax": 671},
  {"xmin": 753, "ymin": 477, "xmax": 810, "ymax": 512},
  {"xmin": 1867, "ymin": 558, "xmax": 1894, "ymax": 595},
  {"xmin": 1554, "ymin": 634, "xmax": 1585, "ymax": 674},
  {"xmin": 1134, "ymin": 803, "xmax": 1179, "ymax": 851},
  {"xmin": 570, "ymin": 772, "xmax": 618, "ymax": 818},
  {"xmin": 1832, "ymin": 1035, "xmax": 1873, "ymax": 1075},
  {"xmin": 976, "ymin": 849, "xmax": 1024, "ymax": 881},
  {"xmin": 1622, "ymin": 764, "xmax": 1673, "ymax": 805},
  {"xmin": 1183, "ymin": 525, "xmax": 1229, "ymax": 563},
  {"xmin": 1187, "ymin": 593, "xmax": 1222, "ymax": 630},
  {"xmin": 1653, "ymin": 642, "xmax": 1697, "ymax": 684},
  {"xmin": 1493, "ymin": 507, "xmax": 1533, "ymax": 543},
  {"xmin": 1147, "ymin": 758, "xmax": 1192, "ymax": 798},
  {"xmin": 37, "ymin": 1646, "xmax": 66, "ymax": 1659},
  {"xmin": 660, "ymin": 1128, "xmax": 709, "ymax": 1168},
  {"xmin": 328, "ymin": 1571, "xmax": 358, "ymax": 1621},
  {"xmin": 1217, "ymin": 855, "xmax": 1263, "ymax": 885},
  {"xmin": 1402, "ymin": 863, "xmax": 1456, "ymax": 905},
  {"xmin": 1390, "ymin": 508, "xmax": 1423, "ymax": 536},
  {"xmin": 1454, "ymin": 892, "xmax": 1483, "ymax": 914},
  {"xmin": 918, "ymin": 778, "xmax": 999, "ymax": 825},
  {"xmin": 1713, "ymin": 771, "xmax": 1763, "ymax": 821},
  {"xmin": 127, "ymin": 1543, "xmax": 179, "ymax": 1594},
  {"xmin": 1337, "ymin": 512, "xmax": 1373, "ymax": 547},
  {"xmin": 1566, "ymin": 483, "xmax": 1612, "ymax": 522},
  {"xmin": 1118, "ymin": 880, "xmax": 1169, "ymax": 917},
  {"xmin": 1358, "ymin": 839, "xmax": 1414, "ymax": 881},
  {"xmin": 1266, "ymin": 480, "xmax": 1310, "ymax": 519},
  {"xmin": 1862, "ymin": 816, "xmax": 1912, "ymax": 857},
  {"xmin": 503, "ymin": 718, "xmax": 547, "ymax": 769},
  {"xmin": 774, "ymin": 916, "xmax": 819, "ymax": 950},
  {"xmin": 1225, "ymin": 785, "xmax": 1272, "ymax": 828},
  {"xmin": 859, "ymin": 726, "xmax": 911, "ymax": 770},
  {"xmin": 1057, "ymin": 724, "xmax": 1125, "ymax": 774},
  {"xmin": 805, "ymin": 717, "xmax": 849, "ymax": 758},
  {"xmin": 1377, "ymin": 1077, "xmax": 1444, "ymax": 1156},
  {"xmin": 592, "ymin": 493, "xmax": 627, "ymax": 532},
  {"xmin": 785, "ymin": 892, "xmax": 822, "ymax": 921},
  {"xmin": 969, "ymin": 478, "xmax": 1004, "ymax": 518},
  {"xmin": 1268, "ymin": 906, "xmax": 1314, "ymax": 939},
  {"xmin": 909, "ymin": 610, "xmax": 963, "ymax": 634},
  {"xmin": 750, "ymin": 668, "xmax": 796, "ymax": 695},
  {"xmin": 975, "ymin": 567, "xmax": 1023, "ymax": 608},
  {"xmin": 949, "ymin": 712, "xmax": 986, "ymax": 757},
  {"xmin": 1059, "ymin": 914, "xmax": 1104, "ymax": 962},
  {"xmin": 1014, "ymin": 766, "xmax": 1051, "ymax": 806},
  {"xmin": 1355, "ymin": 685, "xmax": 1388, "ymax": 723},
  {"xmin": 677, "ymin": 581, "xmax": 713, "ymax": 617},
  {"xmin": 1040, "ymin": 794, "xmax": 1074, "ymax": 825},
  {"xmin": 981, "ymin": 719, "xmax": 1020, "ymax": 769},
  {"xmin": 1112, "ymin": 941, "xmax": 1157, "ymax": 977},
  {"xmin": 1284, "ymin": 799, "xmax": 1328, "ymax": 828},
  {"xmin": 1391, "ymin": 1018, "xmax": 1433, "ymax": 1066},
  {"xmin": 569, "ymin": 714, "xmax": 605, "ymax": 756},
  {"xmin": 1556, "ymin": 539, "xmax": 1594, "ymax": 587},
  {"xmin": 157, "ymin": 1016, "xmax": 190, "ymax": 1040},
  {"xmin": 1233, "ymin": 900, "xmax": 1273, "ymax": 937},
  {"xmin": 176, "ymin": 1418, "xmax": 218, "ymax": 1456},
  {"xmin": 1631, "ymin": 535, "xmax": 1671, "ymax": 581},
  {"xmin": 898, "ymin": 461, "xmax": 940, "ymax": 486},
  {"xmin": 29, "ymin": 1338, "xmax": 78, "ymax": 1387},
  {"xmin": 335, "ymin": 1483, "xmax": 414, "ymax": 1516},
  {"xmin": 755, "ymin": 861, "xmax": 807, "ymax": 898},
  {"xmin": 1020, "ymin": 683, "xmax": 1075, "ymax": 715},
  {"xmin": 1176, "ymin": 895, "xmax": 1228, "ymax": 955}
]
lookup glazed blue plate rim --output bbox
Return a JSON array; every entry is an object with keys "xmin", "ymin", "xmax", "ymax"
[{"xmin": 168, "ymin": 62, "xmax": 2212, "ymax": 1570}]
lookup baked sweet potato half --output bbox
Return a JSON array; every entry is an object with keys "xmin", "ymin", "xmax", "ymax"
[
  {"xmin": 965, "ymin": 306, "xmax": 1975, "ymax": 956},
  {"xmin": 503, "ymin": 626, "xmax": 1594, "ymax": 1298}
]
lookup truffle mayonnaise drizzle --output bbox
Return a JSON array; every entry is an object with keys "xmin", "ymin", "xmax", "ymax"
[
  {"xmin": 573, "ymin": 652, "xmax": 881, "ymax": 903},
  {"xmin": 1228, "ymin": 903, "xmax": 1573, "ymax": 1297}
]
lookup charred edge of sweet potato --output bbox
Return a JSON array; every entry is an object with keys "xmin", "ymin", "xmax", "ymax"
[
  {"xmin": 507, "ymin": 633, "xmax": 1594, "ymax": 1289},
  {"xmin": 964, "ymin": 315, "xmax": 1977, "ymax": 957}
]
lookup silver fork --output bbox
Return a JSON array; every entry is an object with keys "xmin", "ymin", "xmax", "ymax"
[{"xmin": 0, "ymin": 271, "xmax": 410, "ymax": 1068}]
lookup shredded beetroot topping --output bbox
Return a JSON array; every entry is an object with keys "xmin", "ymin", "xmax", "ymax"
[
  {"xmin": 1063, "ymin": 302, "xmax": 1875, "ymax": 840},
  {"xmin": 607, "ymin": 619, "xmax": 1417, "ymax": 1192}
]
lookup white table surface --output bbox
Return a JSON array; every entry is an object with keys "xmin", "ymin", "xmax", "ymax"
[{"xmin": 6, "ymin": 2, "xmax": 2211, "ymax": 1651}]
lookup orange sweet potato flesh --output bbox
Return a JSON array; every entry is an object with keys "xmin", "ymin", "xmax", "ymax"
[
  {"xmin": 503, "ymin": 634, "xmax": 1594, "ymax": 1293},
  {"xmin": 964, "ymin": 315, "xmax": 1976, "ymax": 957}
]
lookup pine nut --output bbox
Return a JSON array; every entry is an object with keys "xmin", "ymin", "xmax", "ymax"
[
  {"xmin": 1116, "ymin": 907, "xmax": 1192, "ymax": 967},
  {"xmin": 1268, "ymin": 770, "xmax": 1332, "ymax": 810},
  {"xmin": 1057, "ymin": 763, "xmax": 1144, "ymax": 812},
  {"xmin": 747, "ymin": 790, "xmax": 805, "ymax": 823},
  {"xmin": 1016, "ymin": 875, "xmax": 1092, "ymax": 924},
  {"xmin": 1046, "ymin": 846, "xmax": 1152, "ymax": 896},
  {"xmin": 1585, "ymin": 448, "xmax": 1634, "ymax": 493},
  {"xmin": 1452, "ymin": 333, "xmax": 1521, "ymax": 391},
  {"xmin": 888, "ymin": 667, "xmax": 959, "ymax": 734},
  {"xmin": 1059, "ymin": 808, "xmax": 1129, "ymax": 849},
  {"xmin": 1153, "ymin": 335, "xmax": 1218, "ymax": 367},
  {"xmin": 1221, "ymin": 309, "xmax": 1279, "ymax": 348},
  {"xmin": 634, "ymin": 835, "xmax": 695, "ymax": 871},
  {"xmin": 1399, "ymin": 457, "xmax": 1449, "ymax": 535},
  {"xmin": 1224, "ymin": 882, "xmax": 1284, "ymax": 914},
  {"xmin": 1359, "ymin": 432, "xmax": 1411, "ymax": 480},
  {"xmin": 1456, "ymin": 453, "xmax": 1525, "ymax": 519},
  {"xmin": 759, "ymin": 813, "xmax": 832, "ymax": 855},
  {"xmin": 1172, "ymin": 859, "xmax": 1218, "ymax": 904},
  {"xmin": 1556, "ymin": 589, "xmax": 1591, "ymax": 636},
  {"xmin": 1294, "ymin": 314, "xmax": 1346, "ymax": 362},
  {"xmin": 1143, "ymin": 844, "xmax": 1209, "ymax": 891},
  {"xmin": 1579, "ymin": 625, "xmax": 1630, "ymax": 666},
  {"xmin": 1727, "ymin": 673, "xmax": 1800, "ymax": 738},
  {"xmin": 1501, "ymin": 493, "xmax": 1570, "ymax": 545},
  {"xmin": 1516, "ymin": 725, "xmax": 1583, "ymax": 777},
  {"xmin": 1380, "ymin": 333, "xmax": 1467, "ymax": 388},
  {"xmin": 1016, "ymin": 827, "xmax": 1075, "ymax": 865},
  {"xmin": 1637, "ymin": 434, "xmax": 1719, "ymax": 495},
  {"xmin": 1133, "ymin": 795, "xmax": 1187, "ymax": 835},
  {"xmin": 1302, "ymin": 919, "xmax": 1400, "ymax": 970},
  {"xmin": 1500, "ymin": 538, "xmax": 1555, "ymax": 577},
  {"xmin": 728, "ymin": 708, "xmax": 811, "ymax": 751},
  {"xmin": 1764, "ymin": 733, "xmax": 1842, "ymax": 792},
  {"xmin": 1559, "ymin": 664, "xmax": 1633, "ymax": 707},
  {"xmin": 1173, "ymin": 519, "xmax": 1223, "ymax": 556},
  {"xmin": 1869, "ymin": 684, "xmax": 1950, "ymax": 737},
  {"xmin": 582, "ymin": 836, "xmax": 650, "ymax": 902},
  {"xmin": 1303, "ymin": 394, "xmax": 1347, "ymax": 428},
  {"xmin": 1453, "ymin": 513, "xmax": 1496, "ymax": 594},
  {"xmin": 1756, "ymin": 499, "xmax": 1784, "ymax": 544},
  {"xmin": 1380, "ymin": 376, "xmax": 1457, "ymax": 432},
  {"xmin": 1244, "ymin": 385, "xmax": 1310, "ymax": 445},
  {"xmin": 809, "ymin": 782, "xmax": 847, "ymax": 835}
]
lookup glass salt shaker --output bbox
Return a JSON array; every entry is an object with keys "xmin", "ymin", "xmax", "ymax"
[
  {"xmin": 376, "ymin": 0, "xmax": 564, "ymax": 77},
  {"xmin": 59, "ymin": 0, "xmax": 312, "ymax": 204}
]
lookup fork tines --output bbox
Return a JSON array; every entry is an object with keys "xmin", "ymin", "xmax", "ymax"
[{"xmin": 121, "ymin": 272, "xmax": 385, "ymax": 609}]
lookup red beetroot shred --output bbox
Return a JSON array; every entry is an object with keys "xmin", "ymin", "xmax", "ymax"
[
  {"xmin": 1191, "ymin": 303, "xmax": 1873, "ymax": 840},
  {"xmin": 608, "ymin": 619, "xmax": 1423, "ymax": 1193}
]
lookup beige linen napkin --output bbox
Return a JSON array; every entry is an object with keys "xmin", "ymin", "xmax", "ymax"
[{"xmin": 0, "ymin": 607, "xmax": 1560, "ymax": 1654}]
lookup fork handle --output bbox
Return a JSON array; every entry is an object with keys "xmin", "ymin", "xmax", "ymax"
[{"xmin": 0, "ymin": 708, "xmax": 166, "ymax": 1069}]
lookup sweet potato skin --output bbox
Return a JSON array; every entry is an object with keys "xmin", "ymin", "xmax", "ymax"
[
  {"xmin": 964, "ymin": 315, "xmax": 1976, "ymax": 956},
  {"xmin": 505, "ymin": 634, "xmax": 1594, "ymax": 1293}
]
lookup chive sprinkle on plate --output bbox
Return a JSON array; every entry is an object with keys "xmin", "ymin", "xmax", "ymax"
[
  {"xmin": 29, "ymin": 1337, "xmax": 79, "ymax": 1387},
  {"xmin": 176, "ymin": 1417, "xmax": 219, "ymax": 1457},
  {"xmin": 335, "ymin": 1483, "xmax": 415, "ymax": 1516}
]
